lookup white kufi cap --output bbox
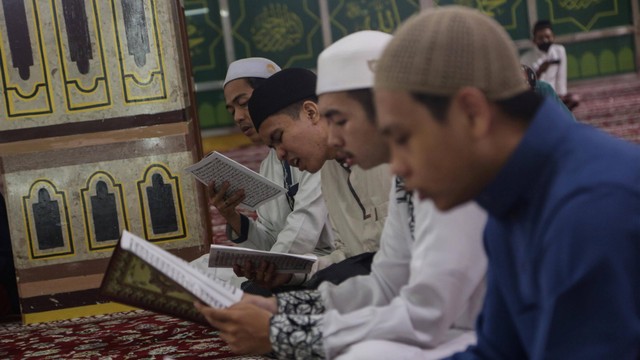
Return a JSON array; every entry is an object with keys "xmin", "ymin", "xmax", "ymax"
[
  {"xmin": 316, "ymin": 30, "xmax": 392, "ymax": 95},
  {"xmin": 223, "ymin": 57, "xmax": 281, "ymax": 87}
]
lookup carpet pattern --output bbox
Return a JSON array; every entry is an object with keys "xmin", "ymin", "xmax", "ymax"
[
  {"xmin": 571, "ymin": 76, "xmax": 640, "ymax": 144},
  {"xmin": 0, "ymin": 310, "xmax": 268, "ymax": 359}
]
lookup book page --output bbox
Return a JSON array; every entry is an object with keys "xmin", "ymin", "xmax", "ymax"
[
  {"xmin": 185, "ymin": 151, "xmax": 286, "ymax": 210},
  {"xmin": 208, "ymin": 245, "xmax": 317, "ymax": 274},
  {"xmin": 120, "ymin": 231, "xmax": 243, "ymax": 308}
]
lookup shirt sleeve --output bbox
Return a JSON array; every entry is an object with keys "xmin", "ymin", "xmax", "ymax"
[
  {"xmin": 270, "ymin": 313, "xmax": 326, "ymax": 359},
  {"xmin": 556, "ymin": 45, "xmax": 567, "ymax": 95},
  {"xmin": 264, "ymin": 169, "xmax": 331, "ymax": 255},
  {"xmin": 520, "ymin": 49, "xmax": 538, "ymax": 69},
  {"xmin": 231, "ymin": 162, "xmax": 333, "ymax": 257},
  {"xmin": 321, "ymin": 195, "xmax": 489, "ymax": 358},
  {"xmin": 271, "ymin": 289, "xmax": 327, "ymax": 359},
  {"xmin": 276, "ymin": 289, "xmax": 325, "ymax": 315},
  {"xmin": 449, "ymin": 186, "xmax": 640, "ymax": 359}
]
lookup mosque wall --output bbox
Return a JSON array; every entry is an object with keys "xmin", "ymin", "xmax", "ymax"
[
  {"xmin": 185, "ymin": 0, "xmax": 638, "ymax": 138},
  {"xmin": 0, "ymin": 0, "xmax": 210, "ymax": 323}
]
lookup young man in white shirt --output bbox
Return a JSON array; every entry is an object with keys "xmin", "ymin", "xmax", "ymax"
[
  {"xmin": 192, "ymin": 58, "xmax": 334, "ymax": 291},
  {"xmin": 520, "ymin": 20, "xmax": 580, "ymax": 110},
  {"xmin": 520, "ymin": 20, "xmax": 567, "ymax": 96}
]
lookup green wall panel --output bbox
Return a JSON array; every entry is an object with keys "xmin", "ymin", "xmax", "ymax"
[
  {"xmin": 185, "ymin": 0, "xmax": 638, "ymax": 129},
  {"xmin": 434, "ymin": 0, "xmax": 530, "ymax": 40},
  {"xmin": 229, "ymin": 0, "xmax": 323, "ymax": 69},
  {"xmin": 565, "ymin": 34, "xmax": 635, "ymax": 79},
  {"xmin": 328, "ymin": 0, "xmax": 420, "ymax": 40},
  {"xmin": 196, "ymin": 89, "xmax": 234, "ymax": 129},
  {"xmin": 537, "ymin": 0, "xmax": 633, "ymax": 35},
  {"xmin": 184, "ymin": 0, "xmax": 227, "ymax": 82}
]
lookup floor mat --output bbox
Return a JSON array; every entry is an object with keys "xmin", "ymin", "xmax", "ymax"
[{"xmin": 0, "ymin": 310, "xmax": 268, "ymax": 359}]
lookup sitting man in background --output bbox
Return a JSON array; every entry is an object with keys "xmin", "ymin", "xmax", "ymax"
[
  {"xmin": 195, "ymin": 30, "xmax": 488, "ymax": 359},
  {"xmin": 521, "ymin": 19, "xmax": 580, "ymax": 110},
  {"xmin": 191, "ymin": 58, "xmax": 334, "ymax": 294},
  {"xmin": 521, "ymin": 64, "xmax": 574, "ymax": 119}
]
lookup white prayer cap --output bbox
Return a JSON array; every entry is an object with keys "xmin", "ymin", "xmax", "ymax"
[
  {"xmin": 223, "ymin": 57, "xmax": 281, "ymax": 87},
  {"xmin": 316, "ymin": 30, "xmax": 392, "ymax": 95}
]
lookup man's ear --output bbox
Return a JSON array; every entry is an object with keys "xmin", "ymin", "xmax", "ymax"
[
  {"xmin": 455, "ymin": 87, "xmax": 493, "ymax": 139},
  {"xmin": 302, "ymin": 100, "xmax": 319, "ymax": 123}
]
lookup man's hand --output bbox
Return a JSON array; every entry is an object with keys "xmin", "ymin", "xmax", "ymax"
[
  {"xmin": 536, "ymin": 59, "xmax": 558, "ymax": 77},
  {"xmin": 194, "ymin": 302, "xmax": 273, "ymax": 355},
  {"xmin": 208, "ymin": 181, "xmax": 244, "ymax": 232},
  {"xmin": 233, "ymin": 260, "xmax": 294, "ymax": 289},
  {"xmin": 209, "ymin": 181, "xmax": 244, "ymax": 218}
]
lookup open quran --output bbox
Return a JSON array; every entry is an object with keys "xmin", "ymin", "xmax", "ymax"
[
  {"xmin": 185, "ymin": 151, "xmax": 286, "ymax": 210},
  {"xmin": 209, "ymin": 245, "xmax": 317, "ymax": 274},
  {"xmin": 100, "ymin": 231, "xmax": 243, "ymax": 324}
]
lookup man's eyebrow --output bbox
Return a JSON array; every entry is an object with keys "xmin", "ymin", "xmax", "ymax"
[{"xmin": 321, "ymin": 109, "xmax": 340, "ymax": 120}]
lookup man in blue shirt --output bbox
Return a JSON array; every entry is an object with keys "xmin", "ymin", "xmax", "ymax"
[{"xmin": 374, "ymin": 6, "xmax": 639, "ymax": 359}]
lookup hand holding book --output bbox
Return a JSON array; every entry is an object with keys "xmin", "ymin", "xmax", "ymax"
[
  {"xmin": 185, "ymin": 152, "xmax": 286, "ymax": 210},
  {"xmin": 100, "ymin": 231, "xmax": 243, "ymax": 323}
]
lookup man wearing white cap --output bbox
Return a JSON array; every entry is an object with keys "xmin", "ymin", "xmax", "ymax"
[
  {"xmin": 375, "ymin": 6, "xmax": 640, "ymax": 359},
  {"xmin": 193, "ymin": 57, "xmax": 334, "ymax": 291},
  {"xmin": 194, "ymin": 31, "xmax": 487, "ymax": 359},
  {"xmin": 317, "ymin": 30, "xmax": 488, "ymax": 359}
]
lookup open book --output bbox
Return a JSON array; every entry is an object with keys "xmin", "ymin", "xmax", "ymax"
[
  {"xmin": 209, "ymin": 245, "xmax": 317, "ymax": 274},
  {"xmin": 100, "ymin": 231, "xmax": 243, "ymax": 324},
  {"xmin": 185, "ymin": 151, "xmax": 286, "ymax": 210}
]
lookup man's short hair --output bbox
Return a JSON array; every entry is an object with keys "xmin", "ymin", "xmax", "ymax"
[
  {"xmin": 273, "ymin": 96, "xmax": 319, "ymax": 121},
  {"xmin": 532, "ymin": 20, "xmax": 552, "ymax": 36}
]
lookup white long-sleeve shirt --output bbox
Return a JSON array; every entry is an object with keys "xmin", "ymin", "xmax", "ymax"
[
  {"xmin": 520, "ymin": 44, "xmax": 568, "ymax": 95},
  {"xmin": 228, "ymin": 149, "xmax": 334, "ymax": 257},
  {"xmin": 320, "ymin": 178, "xmax": 488, "ymax": 358},
  {"xmin": 269, "ymin": 177, "xmax": 488, "ymax": 359},
  {"xmin": 316, "ymin": 161, "xmax": 391, "ymax": 269}
]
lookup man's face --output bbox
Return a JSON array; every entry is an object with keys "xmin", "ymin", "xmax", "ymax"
[
  {"xmin": 533, "ymin": 28, "xmax": 554, "ymax": 50},
  {"xmin": 224, "ymin": 79, "xmax": 262, "ymax": 144},
  {"xmin": 319, "ymin": 91, "xmax": 389, "ymax": 170},
  {"xmin": 258, "ymin": 102, "xmax": 330, "ymax": 173},
  {"xmin": 375, "ymin": 89, "xmax": 477, "ymax": 211}
]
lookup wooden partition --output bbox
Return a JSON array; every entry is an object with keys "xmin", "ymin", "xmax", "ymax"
[{"xmin": 0, "ymin": 0, "xmax": 210, "ymax": 324}]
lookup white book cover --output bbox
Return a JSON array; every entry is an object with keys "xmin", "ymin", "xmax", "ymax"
[
  {"xmin": 185, "ymin": 151, "xmax": 286, "ymax": 210},
  {"xmin": 208, "ymin": 245, "xmax": 317, "ymax": 274},
  {"xmin": 119, "ymin": 230, "xmax": 243, "ymax": 308}
]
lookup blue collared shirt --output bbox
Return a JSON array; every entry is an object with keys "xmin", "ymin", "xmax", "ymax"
[{"xmin": 449, "ymin": 98, "xmax": 640, "ymax": 359}]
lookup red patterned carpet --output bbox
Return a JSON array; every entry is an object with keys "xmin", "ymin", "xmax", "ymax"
[
  {"xmin": 571, "ymin": 75, "xmax": 640, "ymax": 144},
  {"xmin": 0, "ymin": 310, "xmax": 268, "ymax": 359}
]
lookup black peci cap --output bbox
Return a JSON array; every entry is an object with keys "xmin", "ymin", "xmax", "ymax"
[{"xmin": 248, "ymin": 68, "xmax": 317, "ymax": 132}]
